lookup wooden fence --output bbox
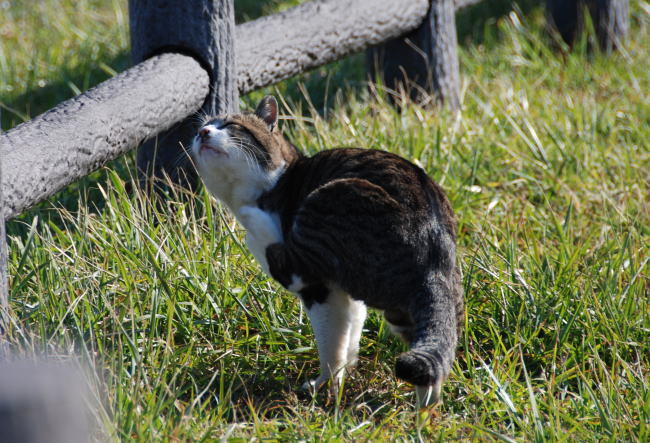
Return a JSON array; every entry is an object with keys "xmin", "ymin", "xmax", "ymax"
[{"xmin": 0, "ymin": 0, "xmax": 629, "ymax": 334}]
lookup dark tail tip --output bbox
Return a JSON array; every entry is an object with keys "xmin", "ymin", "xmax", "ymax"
[{"xmin": 395, "ymin": 350, "xmax": 441, "ymax": 386}]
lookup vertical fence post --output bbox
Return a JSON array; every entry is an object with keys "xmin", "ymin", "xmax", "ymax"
[
  {"xmin": 367, "ymin": 0, "xmax": 460, "ymax": 110},
  {"xmin": 546, "ymin": 0, "xmax": 629, "ymax": 52},
  {"xmin": 588, "ymin": 0, "xmax": 629, "ymax": 52},
  {"xmin": 129, "ymin": 0, "xmax": 238, "ymax": 192}
]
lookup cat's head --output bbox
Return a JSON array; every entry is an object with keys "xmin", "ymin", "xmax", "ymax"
[
  {"xmin": 191, "ymin": 96, "xmax": 300, "ymax": 207},
  {"xmin": 192, "ymin": 96, "xmax": 299, "ymax": 173}
]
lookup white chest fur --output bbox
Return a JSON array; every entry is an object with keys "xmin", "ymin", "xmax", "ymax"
[
  {"xmin": 191, "ymin": 124, "xmax": 287, "ymax": 275},
  {"xmin": 199, "ymin": 163, "xmax": 271, "ymax": 213},
  {"xmin": 238, "ymin": 206, "xmax": 283, "ymax": 275}
]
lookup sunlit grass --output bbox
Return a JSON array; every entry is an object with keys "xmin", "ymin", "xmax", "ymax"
[{"xmin": 3, "ymin": 0, "xmax": 649, "ymax": 440}]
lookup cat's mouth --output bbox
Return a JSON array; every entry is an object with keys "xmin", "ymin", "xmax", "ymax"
[{"xmin": 199, "ymin": 143, "xmax": 228, "ymax": 157}]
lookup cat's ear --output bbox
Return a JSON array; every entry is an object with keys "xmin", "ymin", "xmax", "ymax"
[{"xmin": 255, "ymin": 95, "xmax": 279, "ymax": 132}]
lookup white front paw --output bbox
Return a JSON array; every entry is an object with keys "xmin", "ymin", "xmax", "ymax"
[
  {"xmin": 300, "ymin": 379, "xmax": 320, "ymax": 395},
  {"xmin": 300, "ymin": 373, "xmax": 340, "ymax": 396}
]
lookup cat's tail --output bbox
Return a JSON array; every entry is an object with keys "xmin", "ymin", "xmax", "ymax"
[{"xmin": 394, "ymin": 268, "xmax": 463, "ymax": 406}]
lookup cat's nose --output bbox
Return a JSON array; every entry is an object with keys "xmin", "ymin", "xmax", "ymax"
[{"xmin": 198, "ymin": 126, "xmax": 214, "ymax": 141}]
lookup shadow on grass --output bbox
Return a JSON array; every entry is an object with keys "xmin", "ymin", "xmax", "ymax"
[{"xmin": 181, "ymin": 353, "xmax": 405, "ymax": 423}]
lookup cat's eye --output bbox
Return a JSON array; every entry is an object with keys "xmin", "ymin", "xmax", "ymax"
[{"xmin": 219, "ymin": 122, "xmax": 239, "ymax": 130}]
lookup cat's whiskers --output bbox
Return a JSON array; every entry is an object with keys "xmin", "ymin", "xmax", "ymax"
[
  {"xmin": 170, "ymin": 144, "xmax": 195, "ymax": 170},
  {"xmin": 230, "ymin": 138, "xmax": 256, "ymax": 170},
  {"xmin": 231, "ymin": 137, "xmax": 285, "ymax": 188},
  {"xmin": 230, "ymin": 137, "xmax": 265, "ymax": 176}
]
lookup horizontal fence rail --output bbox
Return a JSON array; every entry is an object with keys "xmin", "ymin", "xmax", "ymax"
[
  {"xmin": 236, "ymin": 0, "xmax": 484, "ymax": 93},
  {"xmin": 1, "ymin": 54, "xmax": 209, "ymax": 220},
  {"xmin": 235, "ymin": 0, "xmax": 431, "ymax": 93}
]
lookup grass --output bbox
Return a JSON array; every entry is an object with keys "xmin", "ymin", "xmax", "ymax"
[{"xmin": 2, "ymin": 0, "xmax": 649, "ymax": 440}]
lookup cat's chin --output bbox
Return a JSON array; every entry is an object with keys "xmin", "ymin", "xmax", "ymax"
[{"xmin": 199, "ymin": 144, "xmax": 228, "ymax": 157}]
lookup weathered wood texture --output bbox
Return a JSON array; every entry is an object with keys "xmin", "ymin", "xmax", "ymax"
[
  {"xmin": 546, "ymin": 0, "xmax": 629, "ymax": 52},
  {"xmin": 236, "ymin": 0, "xmax": 431, "ymax": 94},
  {"xmin": 588, "ymin": 0, "xmax": 629, "ymax": 52},
  {"xmin": 367, "ymin": 0, "xmax": 460, "ymax": 109},
  {"xmin": 130, "ymin": 0, "xmax": 238, "ymax": 116},
  {"xmin": 130, "ymin": 0, "xmax": 238, "ymax": 190},
  {"xmin": 0, "ymin": 54, "xmax": 209, "ymax": 219}
]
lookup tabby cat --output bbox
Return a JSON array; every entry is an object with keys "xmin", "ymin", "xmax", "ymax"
[{"xmin": 191, "ymin": 96, "xmax": 463, "ymax": 407}]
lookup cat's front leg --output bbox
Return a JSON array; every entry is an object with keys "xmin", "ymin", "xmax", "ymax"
[
  {"xmin": 345, "ymin": 299, "xmax": 367, "ymax": 368},
  {"xmin": 264, "ymin": 243, "xmax": 352, "ymax": 394},
  {"xmin": 264, "ymin": 242, "xmax": 367, "ymax": 397},
  {"xmin": 300, "ymin": 288, "xmax": 366, "ymax": 396}
]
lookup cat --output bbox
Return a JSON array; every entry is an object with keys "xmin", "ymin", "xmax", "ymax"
[{"xmin": 190, "ymin": 96, "xmax": 463, "ymax": 408}]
